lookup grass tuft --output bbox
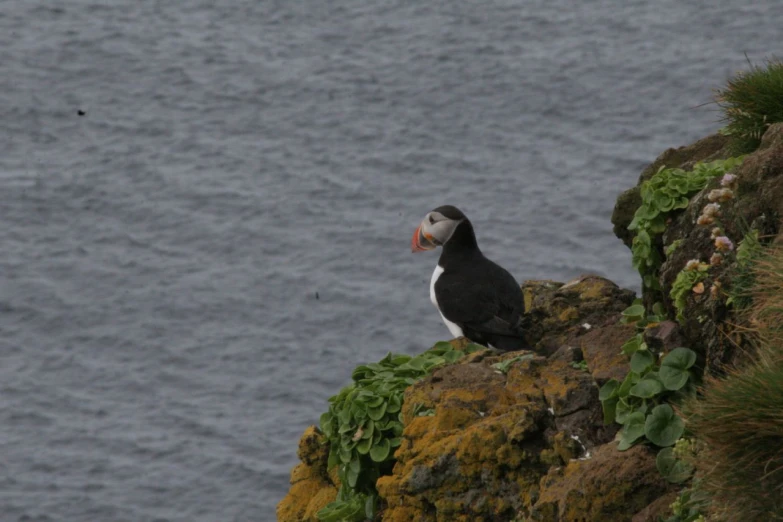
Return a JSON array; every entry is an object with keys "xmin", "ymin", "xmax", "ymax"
[
  {"xmin": 715, "ymin": 57, "xmax": 783, "ymax": 153},
  {"xmin": 681, "ymin": 244, "xmax": 783, "ymax": 520}
]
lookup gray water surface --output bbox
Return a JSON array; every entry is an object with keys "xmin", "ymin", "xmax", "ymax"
[{"xmin": 2, "ymin": 1, "xmax": 782, "ymax": 520}]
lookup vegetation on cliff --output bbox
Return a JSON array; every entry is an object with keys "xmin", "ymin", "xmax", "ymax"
[
  {"xmin": 716, "ymin": 57, "xmax": 783, "ymax": 152},
  {"xmin": 680, "ymin": 244, "xmax": 783, "ymax": 521},
  {"xmin": 316, "ymin": 342, "xmax": 483, "ymax": 521}
]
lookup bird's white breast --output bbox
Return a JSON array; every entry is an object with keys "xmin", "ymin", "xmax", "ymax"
[{"xmin": 429, "ymin": 265, "xmax": 464, "ymax": 338}]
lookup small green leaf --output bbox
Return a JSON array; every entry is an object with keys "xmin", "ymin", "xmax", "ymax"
[
  {"xmin": 369, "ymin": 438, "xmax": 391, "ymax": 462},
  {"xmin": 365, "ymin": 494, "xmax": 376, "ymax": 519},
  {"xmin": 618, "ymin": 412, "xmax": 646, "ymax": 451},
  {"xmin": 339, "ymin": 445, "xmax": 352, "ymax": 463},
  {"xmin": 431, "ymin": 341, "xmax": 453, "ymax": 352},
  {"xmin": 617, "ymin": 371, "xmax": 640, "ymax": 397},
  {"xmin": 615, "ymin": 397, "xmax": 635, "ymax": 424},
  {"xmin": 390, "ymin": 354, "xmax": 412, "ymax": 366},
  {"xmin": 649, "ymin": 215, "xmax": 666, "ymax": 234},
  {"xmin": 630, "ymin": 350, "xmax": 655, "ymax": 373},
  {"xmin": 320, "ymin": 412, "xmax": 334, "ymax": 435},
  {"xmin": 656, "ymin": 447, "xmax": 694, "ymax": 483},
  {"xmin": 629, "ymin": 374, "xmax": 664, "ymax": 399},
  {"xmin": 661, "ymin": 347, "xmax": 697, "ymax": 369},
  {"xmin": 386, "ymin": 394, "xmax": 402, "ymax": 414},
  {"xmin": 361, "ymin": 420, "xmax": 375, "ymax": 440},
  {"xmin": 356, "ymin": 437, "xmax": 372, "ymax": 455},
  {"xmin": 660, "ymin": 348, "xmax": 697, "ymax": 390},
  {"xmin": 644, "ymin": 405, "xmax": 685, "ymax": 447},
  {"xmin": 621, "ymin": 336, "xmax": 642, "ymax": 356},
  {"xmin": 601, "ymin": 397, "xmax": 618, "ymax": 425},
  {"xmin": 622, "ymin": 304, "xmax": 646, "ymax": 318},
  {"xmin": 327, "ymin": 447, "xmax": 340, "ymax": 469},
  {"xmin": 368, "ymin": 402, "xmax": 387, "ymax": 421},
  {"xmin": 599, "ymin": 379, "xmax": 619, "ymax": 401},
  {"xmin": 346, "ymin": 458, "xmax": 360, "ymax": 488},
  {"xmin": 443, "ymin": 350, "xmax": 464, "ymax": 363},
  {"xmin": 654, "ymin": 194, "xmax": 674, "ymax": 212}
]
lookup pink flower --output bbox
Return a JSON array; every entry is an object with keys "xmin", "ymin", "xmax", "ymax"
[
  {"xmin": 708, "ymin": 188, "xmax": 734, "ymax": 203},
  {"xmin": 721, "ymin": 174, "xmax": 737, "ymax": 187},
  {"xmin": 702, "ymin": 203, "xmax": 721, "ymax": 217},
  {"xmin": 714, "ymin": 236, "xmax": 734, "ymax": 252}
]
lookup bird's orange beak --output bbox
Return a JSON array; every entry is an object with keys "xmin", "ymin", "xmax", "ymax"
[{"xmin": 411, "ymin": 224, "xmax": 436, "ymax": 253}]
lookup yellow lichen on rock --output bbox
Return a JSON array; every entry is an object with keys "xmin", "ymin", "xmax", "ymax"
[{"xmin": 276, "ymin": 426, "xmax": 339, "ymax": 522}]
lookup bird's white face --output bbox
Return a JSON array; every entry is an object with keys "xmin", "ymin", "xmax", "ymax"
[{"xmin": 411, "ymin": 211, "xmax": 463, "ymax": 253}]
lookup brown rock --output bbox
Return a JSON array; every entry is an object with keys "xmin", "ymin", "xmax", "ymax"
[
  {"xmin": 523, "ymin": 276, "xmax": 635, "ymax": 356},
  {"xmin": 632, "ymin": 491, "xmax": 679, "ymax": 522},
  {"xmin": 580, "ymin": 322, "xmax": 635, "ymax": 384},
  {"xmin": 530, "ymin": 444, "xmax": 670, "ymax": 522},
  {"xmin": 643, "ymin": 320, "xmax": 685, "ymax": 353}
]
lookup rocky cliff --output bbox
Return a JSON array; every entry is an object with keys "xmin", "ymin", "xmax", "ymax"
[{"xmin": 277, "ymin": 123, "xmax": 783, "ymax": 522}]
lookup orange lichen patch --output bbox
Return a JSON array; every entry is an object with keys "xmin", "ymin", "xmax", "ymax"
[
  {"xmin": 379, "ymin": 357, "xmax": 551, "ymax": 522},
  {"xmin": 505, "ymin": 357, "xmax": 594, "ymax": 417},
  {"xmin": 558, "ymin": 306, "xmax": 580, "ymax": 322},
  {"xmin": 276, "ymin": 473, "xmax": 336, "ymax": 522},
  {"xmin": 276, "ymin": 426, "xmax": 339, "ymax": 522},
  {"xmin": 302, "ymin": 486, "xmax": 340, "ymax": 520},
  {"xmin": 327, "ymin": 465, "xmax": 341, "ymax": 488},
  {"xmin": 571, "ymin": 275, "xmax": 617, "ymax": 301},
  {"xmin": 444, "ymin": 336, "xmax": 473, "ymax": 351},
  {"xmin": 289, "ymin": 462, "xmax": 316, "ymax": 483},
  {"xmin": 297, "ymin": 425, "xmax": 328, "ymax": 466}
]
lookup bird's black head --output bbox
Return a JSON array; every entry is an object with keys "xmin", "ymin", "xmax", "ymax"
[
  {"xmin": 411, "ymin": 205, "xmax": 474, "ymax": 253},
  {"xmin": 430, "ymin": 205, "xmax": 467, "ymax": 221}
]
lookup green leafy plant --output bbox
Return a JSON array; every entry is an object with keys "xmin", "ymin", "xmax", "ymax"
[
  {"xmin": 662, "ymin": 485, "xmax": 710, "ymax": 522},
  {"xmin": 571, "ymin": 360, "xmax": 589, "ymax": 372},
  {"xmin": 670, "ymin": 264, "xmax": 710, "ymax": 324},
  {"xmin": 602, "ymin": 304, "xmax": 698, "ymax": 468},
  {"xmin": 618, "ymin": 299, "xmax": 667, "ymax": 356},
  {"xmin": 628, "ymin": 157, "xmax": 745, "ymax": 290},
  {"xmin": 716, "ymin": 57, "xmax": 783, "ymax": 153},
  {"xmin": 599, "ymin": 346, "xmax": 697, "ymax": 453},
  {"xmin": 665, "ymin": 239, "xmax": 684, "ymax": 256},
  {"xmin": 317, "ymin": 341, "xmax": 483, "ymax": 521}
]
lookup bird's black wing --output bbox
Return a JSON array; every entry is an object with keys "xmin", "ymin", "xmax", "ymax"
[{"xmin": 434, "ymin": 264, "xmax": 525, "ymax": 340}]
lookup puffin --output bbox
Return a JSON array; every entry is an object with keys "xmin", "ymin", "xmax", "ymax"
[{"xmin": 411, "ymin": 205, "xmax": 530, "ymax": 352}]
